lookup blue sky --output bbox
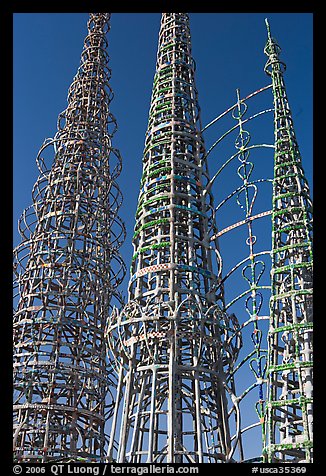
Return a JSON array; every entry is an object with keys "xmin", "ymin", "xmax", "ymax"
[{"xmin": 13, "ymin": 13, "xmax": 313, "ymax": 459}]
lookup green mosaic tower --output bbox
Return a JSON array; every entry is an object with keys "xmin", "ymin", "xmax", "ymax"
[
  {"xmin": 106, "ymin": 12, "xmax": 240, "ymax": 463},
  {"xmin": 263, "ymin": 19, "xmax": 313, "ymax": 463}
]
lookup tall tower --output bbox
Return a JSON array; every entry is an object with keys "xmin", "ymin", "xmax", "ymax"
[
  {"xmin": 106, "ymin": 13, "xmax": 239, "ymax": 463},
  {"xmin": 13, "ymin": 14, "xmax": 125, "ymax": 462},
  {"xmin": 263, "ymin": 20, "xmax": 313, "ymax": 462}
]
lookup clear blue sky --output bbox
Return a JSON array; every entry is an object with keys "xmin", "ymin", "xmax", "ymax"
[{"xmin": 13, "ymin": 13, "xmax": 313, "ymax": 459}]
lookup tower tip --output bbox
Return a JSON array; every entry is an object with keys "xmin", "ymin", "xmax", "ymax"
[{"xmin": 265, "ymin": 18, "xmax": 272, "ymax": 39}]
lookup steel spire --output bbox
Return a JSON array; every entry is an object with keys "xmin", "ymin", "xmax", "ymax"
[
  {"xmin": 13, "ymin": 13, "xmax": 126, "ymax": 463},
  {"xmin": 263, "ymin": 19, "xmax": 313, "ymax": 463},
  {"xmin": 106, "ymin": 12, "xmax": 240, "ymax": 463}
]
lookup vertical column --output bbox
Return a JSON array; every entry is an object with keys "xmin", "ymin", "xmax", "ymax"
[
  {"xmin": 13, "ymin": 13, "xmax": 125, "ymax": 463},
  {"xmin": 106, "ymin": 13, "xmax": 239, "ymax": 463},
  {"xmin": 264, "ymin": 19, "xmax": 313, "ymax": 463}
]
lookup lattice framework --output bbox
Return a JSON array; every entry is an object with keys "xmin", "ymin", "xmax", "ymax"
[
  {"xmin": 106, "ymin": 13, "xmax": 241, "ymax": 464},
  {"xmin": 13, "ymin": 13, "xmax": 125, "ymax": 463},
  {"xmin": 263, "ymin": 19, "xmax": 313, "ymax": 463}
]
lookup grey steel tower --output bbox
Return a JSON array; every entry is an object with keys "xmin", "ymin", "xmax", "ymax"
[
  {"xmin": 13, "ymin": 13, "xmax": 125, "ymax": 462},
  {"xmin": 106, "ymin": 13, "xmax": 240, "ymax": 463},
  {"xmin": 263, "ymin": 20, "xmax": 313, "ymax": 462}
]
